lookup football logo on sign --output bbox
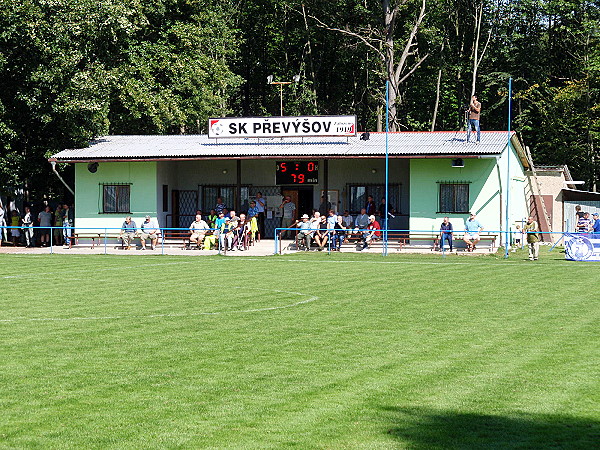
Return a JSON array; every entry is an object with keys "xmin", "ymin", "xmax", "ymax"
[{"xmin": 210, "ymin": 119, "xmax": 224, "ymax": 136}]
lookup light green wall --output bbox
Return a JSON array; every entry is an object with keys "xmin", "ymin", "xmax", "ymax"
[
  {"xmin": 409, "ymin": 144, "xmax": 527, "ymax": 240},
  {"xmin": 75, "ymin": 162, "xmax": 158, "ymax": 231},
  {"xmin": 409, "ymin": 157, "xmax": 501, "ymax": 233}
]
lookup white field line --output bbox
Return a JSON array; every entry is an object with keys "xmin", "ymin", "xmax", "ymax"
[{"xmin": 0, "ymin": 288, "xmax": 318, "ymax": 323}]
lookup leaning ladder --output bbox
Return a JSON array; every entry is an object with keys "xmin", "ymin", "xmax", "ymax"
[{"xmin": 525, "ymin": 146, "xmax": 552, "ymax": 241}]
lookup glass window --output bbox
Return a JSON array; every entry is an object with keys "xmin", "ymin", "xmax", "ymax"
[
  {"xmin": 347, "ymin": 184, "xmax": 401, "ymax": 214},
  {"xmin": 103, "ymin": 184, "xmax": 130, "ymax": 213},
  {"xmin": 439, "ymin": 184, "xmax": 469, "ymax": 213}
]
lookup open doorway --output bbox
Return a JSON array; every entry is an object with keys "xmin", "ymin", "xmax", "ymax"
[{"xmin": 282, "ymin": 187, "xmax": 314, "ymax": 218}]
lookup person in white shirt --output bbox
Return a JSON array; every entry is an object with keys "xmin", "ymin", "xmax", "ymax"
[
  {"xmin": 189, "ymin": 214, "xmax": 209, "ymax": 249},
  {"xmin": 139, "ymin": 215, "xmax": 160, "ymax": 250}
]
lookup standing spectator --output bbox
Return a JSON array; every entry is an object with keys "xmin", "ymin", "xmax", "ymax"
[
  {"xmin": 318, "ymin": 195, "xmax": 332, "ymax": 216},
  {"xmin": 62, "ymin": 204, "xmax": 74, "ymax": 248},
  {"xmin": 467, "ymin": 94, "xmax": 481, "ymax": 144},
  {"xmin": 439, "ymin": 217, "xmax": 454, "ymax": 252},
  {"xmin": 54, "ymin": 204, "xmax": 63, "ymax": 246},
  {"xmin": 10, "ymin": 210, "xmax": 21, "ymax": 245},
  {"xmin": 255, "ymin": 192, "xmax": 266, "ymax": 238},
  {"xmin": 592, "ymin": 213, "xmax": 600, "ymax": 236},
  {"xmin": 463, "ymin": 212, "xmax": 483, "ymax": 252},
  {"xmin": 524, "ymin": 216, "xmax": 540, "ymax": 261},
  {"xmin": 139, "ymin": 215, "xmax": 160, "ymax": 250},
  {"xmin": 575, "ymin": 205, "xmax": 585, "ymax": 219},
  {"xmin": 22, "ymin": 206, "xmax": 34, "ymax": 247},
  {"xmin": 120, "ymin": 216, "xmax": 137, "ymax": 250},
  {"xmin": 326, "ymin": 209, "xmax": 337, "ymax": 229},
  {"xmin": 365, "ymin": 195, "xmax": 376, "ymax": 216},
  {"xmin": 215, "ymin": 197, "xmax": 227, "ymax": 215},
  {"xmin": 0, "ymin": 204, "xmax": 6, "ymax": 244},
  {"xmin": 279, "ymin": 195, "xmax": 296, "ymax": 239},
  {"xmin": 576, "ymin": 212, "xmax": 593, "ymax": 233},
  {"xmin": 38, "ymin": 206, "xmax": 53, "ymax": 247}
]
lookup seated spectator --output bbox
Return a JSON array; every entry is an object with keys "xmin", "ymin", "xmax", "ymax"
[
  {"xmin": 331, "ymin": 215, "xmax": 346, "ymax": 251},
  {"xmin": 354, "ymin": 208, "xmax": 369, "ymax": 233},
  {"xmin": 314, "ymin": 216, "xmax": 329, "ymax": 251},
  {"xmin": 247, "ymin": 201, "xmax": 259, "ymax": 221},
  {"xmin": 464, "ymin": 212, "xmax": 483, "ymax": 251},
  {"xmin": 359, "ymin": 215, "xmax": 381, "ymax": 250},
  {"xmin": 235, "ymin": 213, "xmax": 250, "ymax": 250},
  {"xmin": 189, "ymin": 214, "xmax": 209, "ymax": 249},
  {"xmin": 342, "ymin": 210, "xmax": 353, "ymax": 229},
  {"xmin": 207, "ymin": 209, "xmax": 218, "ymax": 230},
  {"xmin": 219, "ymin": 217, "xmax": 235, "ymax": 251},
  {"xmin": 120, "ymin": 216, "xmax": 137, "ymax": 250},
  {"xmin": 139, "ymin": 215, "xmax": 160, "ymax": 250},
  {"xmin": 296, "ymin": 214, "xmax": 314, "ymax": 251}
]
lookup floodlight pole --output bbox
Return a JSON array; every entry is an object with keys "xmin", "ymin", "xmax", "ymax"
[
  {"xmin": 384, "ymin": 80, "xmax": 390, "ymax": 256},
  {"xmin": 270, "ymin": 81, "xmax": 292, "ymax": 116},
  {"xmin": 504, "ymin": 77, "xmax": 512, "ymax": 259}
]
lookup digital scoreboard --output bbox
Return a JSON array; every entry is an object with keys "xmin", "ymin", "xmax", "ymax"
[{"xmin": 276, "ymin": 161, "xmax": 319, "ymax": 185}]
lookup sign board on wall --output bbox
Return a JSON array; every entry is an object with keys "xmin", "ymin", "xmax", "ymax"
[{"xmin": 208, "ymin": 115, "xmax": 357, "ymax": 139}]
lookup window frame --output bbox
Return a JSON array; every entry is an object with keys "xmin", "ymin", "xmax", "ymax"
[
  {"xmin": 437, "ymin": 182, "xmax": 470, "ymax": 214},
  {"xmin": 101, "ymin": 183, "xmax": 131, "ymax": 214}
]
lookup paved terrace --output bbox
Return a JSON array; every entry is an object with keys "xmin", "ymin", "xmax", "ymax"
[{"xmin": 0, "ymin": 239, "xmax": 497, "ymax": 256}]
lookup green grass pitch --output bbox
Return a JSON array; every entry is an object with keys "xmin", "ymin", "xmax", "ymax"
[{"xmin": 0, "ymin": 251, "xmax": 599, "ymax": 448}]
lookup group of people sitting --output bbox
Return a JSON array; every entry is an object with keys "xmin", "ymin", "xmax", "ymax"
[
  {"xmin": 207, "ymin": 210, "xmax": 258, "ymax": 251},
  {"xmin": 119, "ymin": 210, "xmax": 259, "ymax": 251},
  {"xmin": 292, "ymin": 209, "xmax": 381, "ymax": 251}
]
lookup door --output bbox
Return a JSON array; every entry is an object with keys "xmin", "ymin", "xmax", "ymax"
[
  {"xmin": 282, "ymin": 187, "xmax": 313, "ymax": 218},
  {"xmin": 172, "ymin": 190, "xmax": 198, "ymax": 228}
]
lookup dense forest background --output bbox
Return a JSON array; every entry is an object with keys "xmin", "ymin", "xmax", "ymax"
[{"xmin": 0, "ymin": 0, "xmax": 598, "ymax": 201}]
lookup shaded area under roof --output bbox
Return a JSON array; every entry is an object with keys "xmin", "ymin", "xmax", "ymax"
[
  {"xmin": 562, "ymin": 188, "xmax": 600, "ymax": 201},
  {"xmin": 50, "ymin": 131, "xmax": 519, "ymax": 162}
]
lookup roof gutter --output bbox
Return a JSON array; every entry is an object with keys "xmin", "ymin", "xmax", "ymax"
[{"xmin": 50, "ymin": 161, "xmax": 75, "ymax": 196}]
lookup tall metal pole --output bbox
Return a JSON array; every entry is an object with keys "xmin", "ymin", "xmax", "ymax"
[
  {"xmin": 384, "ymin": 80, "xmax": 390, "ymax": 256},
  {"xmin": 504, "ymin": 77, "xmax": 512, "ymax": 259}
]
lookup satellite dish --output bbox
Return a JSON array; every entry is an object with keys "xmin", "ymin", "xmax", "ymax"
[{"xmin": 88, "ymin": 162, "xmax": 99, "ymax": 173}]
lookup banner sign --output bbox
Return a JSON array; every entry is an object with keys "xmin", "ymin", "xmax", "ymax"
[
  {"xmin": 208, "ymin": 115, "xmax": 357, "ymax": 139},
  {"xmin": 564, "ymin": 233, "xmax": 600, "ymax": 261}
]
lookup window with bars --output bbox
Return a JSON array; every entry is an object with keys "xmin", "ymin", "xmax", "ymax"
[
  {"xmin": 346, "ymin": 184, "xmax": 401, "ymax": 214},
  {"xmin": 102, "ymin": 184, "xmax": 131, "ymax": 213},
  {"xmin": 438, "ymin": 183, "xmax": 470, "ymax": 213}
]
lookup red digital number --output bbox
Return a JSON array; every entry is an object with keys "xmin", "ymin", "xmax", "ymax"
[
  {"xmin": 307, "ymin": 162, "xmax": 315, "ymax": 172},
  {"xmin": 298, "ymin": 174, "xmax": 305, "ymax": 183},
  {"xmin": 280, "ymin": 162, "xmax": 287, "ymax": 172}
]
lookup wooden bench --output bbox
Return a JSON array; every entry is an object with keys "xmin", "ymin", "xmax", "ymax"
[{"xmin": 71, "ymin": 232, "xmax": 121, "ymax": 248}]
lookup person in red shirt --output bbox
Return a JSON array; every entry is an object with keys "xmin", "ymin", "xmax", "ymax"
[{"xmin": 358, "ymin": 215, "xmax": 381, "ymax": 251}]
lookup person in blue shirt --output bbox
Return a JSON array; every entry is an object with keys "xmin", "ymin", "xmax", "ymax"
[
  {"xmin": 593, "ymin": 212, "xmax": 600, "ymax": 236},
  {"xmin": 464, "ymin": 212, "xmax": 483, "ymax": 252},
  {"xmin": 120, "ymin": 216, "xmax": 137, "ymax": 250},
  {"xmin": 439, "ymin": 217, "xmax": 454, "ymax": 252}
]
